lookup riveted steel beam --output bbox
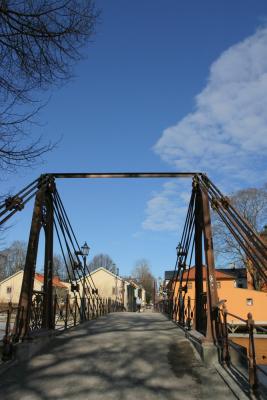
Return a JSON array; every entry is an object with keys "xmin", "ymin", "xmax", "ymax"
[{"xmin": 50, "ymin": 172, "xmax": 199, "ymax": 179}]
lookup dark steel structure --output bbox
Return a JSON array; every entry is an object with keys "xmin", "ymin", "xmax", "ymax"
[{"xmin": 0, "ymin": 171, "xmax": 266, "ymax": 391}]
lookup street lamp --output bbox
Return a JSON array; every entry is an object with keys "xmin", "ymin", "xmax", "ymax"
[
  {"xmin": 80, "ymin": 241, "xmax": 90, "ymax": 322},
  {"xmin": 81, "ymin": 242, "xmax": 90, "ymax": 258}
]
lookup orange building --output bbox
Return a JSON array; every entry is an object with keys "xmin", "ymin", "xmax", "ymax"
[{"xmin": 169, "ymin": 266, "xmax": 267, "ymax": 326}]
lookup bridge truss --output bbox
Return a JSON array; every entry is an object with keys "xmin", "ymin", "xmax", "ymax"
[{"xmin": 0, "ymin": 172, "xmax": 266, "ymax": 378}]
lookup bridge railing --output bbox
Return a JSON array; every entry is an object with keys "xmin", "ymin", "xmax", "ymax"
[
  {"xmin": 156, "ymin": 298, "xmax": 267, "ymax": 393},
  {"xmin": 0, "ymin": 296, "xmax": 124, "ymax": 362},
  {"xmin": 53, "ymin": 295, "xmax": 124, "ymax": 330},
  {"xmin": 218, "ymin": 303, "xmax": 267, "ymax": 392},
  {"xmin": 0, "ymin": 303, "xmax": 23, "ymax": 361},
  {"xmin": 155, "ymin": 297, "xmax": 195, "ymax": 331}
]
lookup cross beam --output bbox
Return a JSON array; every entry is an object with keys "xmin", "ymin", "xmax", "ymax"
[{"xmin": 49, "ymin": 172, "xmax": 200, "ymax": 179}]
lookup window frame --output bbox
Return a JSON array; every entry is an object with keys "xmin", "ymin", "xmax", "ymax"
[{"xmin": 246, "ymin": 298, "xmax": 253, "ymax": 306}]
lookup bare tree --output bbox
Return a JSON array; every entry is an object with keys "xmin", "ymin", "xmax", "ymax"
[
  {"xmin": 213, "ymin": 184, "xmax": 267, "ymax": 289},
  {"xmin": 89, "ymin": 253, "xmax": 116, "ymax": 273},
  {"xmin": 0, "ymin": 240, "xmax": 27, "ymax": 279},
  {"xmin": 53, "ymin": 253, "xmax": 67, "ymax": 281},
  {"xmin": 0, "ymin": 1, "xmax": 98, "ymax": 171},
  {"xmin": 132, "ymin": 259, "xmax": 155, "ymax": 303}
]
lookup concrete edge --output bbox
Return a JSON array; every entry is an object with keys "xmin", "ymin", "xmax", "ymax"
[
  {"xmin": 184, "ymin": 329, "xmax": 221, "ymax": 365},
  {"xmin": 172, "ymin": 322, "xmax": 253, "ymax": 399},
  {"xmin": 214, "ymin": 363, "xmax": 250, "ymax": 400},
  {"xmin": 0, "ymin": 359, "xmax": 18, "ymax": 377}
]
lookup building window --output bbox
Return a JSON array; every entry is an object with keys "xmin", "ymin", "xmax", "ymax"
[
  {"xmin": 237, "ymin": 279, "xmax": 245, "ymax": 288},
  {"xmin": 187, "ymin": 282, "xmax": 192, "ymax": 289},
  {"xmin": 217, "ymin": 282, "xmax": 221, "ymax": 289},
  {"xmin": 112, "ymin": 287, "xmax": 116, "ymax": 295},
  {"xmin": 246, "ymin": 298, "xmax": 253, "ymax": 306},
  {"xmin": 6, "ymin": 287, "xmax": 12, "ymax": 294}
]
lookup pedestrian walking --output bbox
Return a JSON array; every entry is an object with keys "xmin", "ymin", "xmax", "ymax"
[{"xmin": 136, "ymin": 296, "xmax": 142, "ymax": 312}]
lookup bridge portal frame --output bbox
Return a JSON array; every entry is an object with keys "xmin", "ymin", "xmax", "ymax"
[
  {"xmin": 2, "ymin": 171, "xmax": 266, "ymax": 348},
  {"xmin": 12, "ymin": 171, "xmax": 219, "ymax": 345}
]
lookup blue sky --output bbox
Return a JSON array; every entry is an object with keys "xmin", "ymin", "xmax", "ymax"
[{"xmin": 1, "ymin": 1, "xmax": 267, "ymax": 279}]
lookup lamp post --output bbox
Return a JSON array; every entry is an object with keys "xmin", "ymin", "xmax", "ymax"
[
  {"xmin": 113, "ymin": 263, "xmax": 118, "ymax": 302},
  {"xmin": 80, "ymin": 241, "xmax": 90, "ymax": 322},
  {"xmin": 158, "ymin": 277, "xmax": 163, "ymax": 298}
]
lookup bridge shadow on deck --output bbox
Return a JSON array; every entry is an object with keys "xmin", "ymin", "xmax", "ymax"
[{"xmin": 0, "ymin": 312, "xmax": 237, "ymax": 400}]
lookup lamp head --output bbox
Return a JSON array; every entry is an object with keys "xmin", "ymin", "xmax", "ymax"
[{"xmin": 81, "ymin": 241, "xmax": 90, "ymax": 257}]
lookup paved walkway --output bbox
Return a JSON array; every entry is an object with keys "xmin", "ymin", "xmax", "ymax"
[{"xmin": 0, "ymin": 312, "xmax": 237, "ymax": 400}]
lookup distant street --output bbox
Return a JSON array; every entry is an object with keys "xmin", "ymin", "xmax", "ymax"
[{"xmin": 0, "ymin": 311, "xmax": 237, "ymax": 400}]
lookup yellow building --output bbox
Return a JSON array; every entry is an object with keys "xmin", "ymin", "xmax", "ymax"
[
  {"xmin": 79, "ymin": 267, "xmax": 146, "ymax": 311},
  {"xmin": 0, "ymin": 270, "xmax": 69, "ymax": 304}
]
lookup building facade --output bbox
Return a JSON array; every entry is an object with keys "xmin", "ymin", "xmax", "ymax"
[
  {"xmin": 168, "ymin": 266, "xmax": 267, "ymax": 325},
  {"xmin": 80, "ymin": 268, "xmax": 146, "ymax": 311},
  {"xmin": 0, "ymin": 270, "xmax": 69, "ymax": 304}
]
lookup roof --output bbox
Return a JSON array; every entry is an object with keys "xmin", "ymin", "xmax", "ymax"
[
  {"xmin": 0, "ymin": 270, "xmax": 68, "ymax": 288},
  {"xmin": 170, "ymin": 266, "xmax": 241, "ymax": 282},
  {"xmin": 0, "ymin": 269, "xmax": 23, "ymax": 284},
  {"xmin": 35, "ymin": 273, "xmax": 68, "ymax": 288},
  {"xmin": 216, "ymin": 268, "xmax": 247, "ymax": 279},
  {"xmin": 164, "ymin": 271, "xmax": 175, "ymax": 281},
  {"xmin": 121, "ymin": 276, "xmax": 144, "ymax": 289},
  {"xmin": 128, "ymin": 280, "xmax": 144, "ymax": 289},
  {"xmin": 88, "ymin": 266, "xmax": 124, "ymax": 281}
]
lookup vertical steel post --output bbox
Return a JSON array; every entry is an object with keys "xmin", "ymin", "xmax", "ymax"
[
  {"xmin": 92, "ymin": 298, "xmax": 95, "ymax": 318},
  {"xmin": 194, "ymin": 182, "xmax": 204, "ymax": 332},
  {"xmin": 247, "ymin": 313, "xmax": 258, "ymax": 391},
  {"xmin": 74, "ymin": 295, "xmax": 77, "ymax": 326},
  {"xmin": 53, "ymin": 294, "xmax": 57, "ymax": 329},
  {"xmin": 222, "ymin": 303, "xmax": 230, "ymax": 365},
  {"xmin": 97, "ymin": 297, "xmax": 100, "ymax": 315},
  {"xmin": 187, "ymin": 296, "xmax": 192, "ymax": 330},
  {"xmin": 14, "ymin": 187, "xmax": 45, "ymax": 339},
  {"xmin": 42, "ymin": 186, "xmax": 54, "ymax": 329},
  {"xmin": 65, "ymin": 294, "xmax": 69, "ymax": 330},
  {"xmin": 14, "ymin": 177, "xmax": 55, "ymax": 339},
  {"xmin": 2, "ymin": 303, "xmax": 13, "ymax": 360},
  {"xmin": 87, "ymin": 297, "xmax": 90, "ymax": 320},
  {"xmin": 201, "ymin": 187, "xmax": 219, "ymax": 343},
  {"xmin": 174, "ymin": 296, "xmax": 178, "ymax": 322}
]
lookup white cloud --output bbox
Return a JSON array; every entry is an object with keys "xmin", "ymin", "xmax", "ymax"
[
  {"xmin": 154, "ymin": 27, "xmax": 267, "ymax": 183},
  {"xmin": 142, "ymin": 181, "xmax": 190, "ymax": 231},
  {"xmin": 144, "ymin": 28, "xmax": 267, "ymax": 232}
]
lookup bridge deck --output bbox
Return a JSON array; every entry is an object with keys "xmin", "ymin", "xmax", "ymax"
[{"xmin": 0, "ymin": 312, "xmax": 237, "ymax": 400}]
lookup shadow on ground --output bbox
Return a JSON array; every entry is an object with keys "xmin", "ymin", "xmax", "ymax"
[{"xmin": 0, "ymin": 312, "xmax": 237, "ymax": 400}]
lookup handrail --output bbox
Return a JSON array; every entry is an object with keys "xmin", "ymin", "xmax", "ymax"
[
  {"xmin": 218, "ymin": 304, "xmax": 267, "ymax": 392},
  {"xmin": 225, "ymin": 311, "xmax": 247, "ymax": 324},
  {"xmin": 1, "ymin": 295, "xmax": 124, "ymax": 362}
]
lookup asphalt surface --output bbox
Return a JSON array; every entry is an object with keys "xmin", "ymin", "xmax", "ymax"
[{"xmin": 0, "ymin": 311, "xmax": 238, "ymax": 400}]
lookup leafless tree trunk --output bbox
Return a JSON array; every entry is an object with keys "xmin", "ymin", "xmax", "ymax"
[
  {"xmin": 89, "ymin": 254, "xmax": 116, "ymax": 273},
  {"xmin": 53, "ymin": 253, "xmax": 67, "ymax": 281},
  {"xmin": 132, "ymin": 259, "xmax": 155, "ymax": 303},
  {"xmin": 0, "ymin": 240, "xmax": 27, "ymax": 279},
  {"xmin": 212, "ymin": 184, "xmax": 267, "ymax": 289}
]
